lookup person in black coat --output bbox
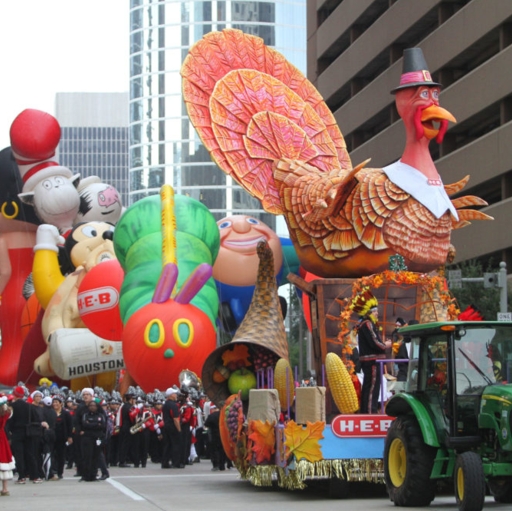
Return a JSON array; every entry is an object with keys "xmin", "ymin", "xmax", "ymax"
[
  {"xmin": 117, "ymin": 392, "xmax": 138, "ymax": 467},
  {"xmin": 41, "ymin": 397, "xmax": 57, "ymax": 480},
  {"xmin": 79, "ymin": 401, "xmax": 107, "ymax": 482},
  {"xmin": 64, "ymin": 398, "xmax": 77, "ymax": 469},
  {"xmin": 204, "ymin": 405, "xmax": 226, "ymax": 471},
  {"xmin": 7, "ymin": 386, "xmax": 40, "ymax": 484},
  {"xmin": 73, "ymin": 388, "xmax": 96, "ymax": 478},
  {"xmin": 161, "ymin": 388, "xmax": 182, "ymax": 469},
  {"xmin": 28, "ymin": 391, "xmax": 47, "ymax": 482},
  {"xmin": 50, "ymin": 397, "xmax": 73, "ymax": 479}
]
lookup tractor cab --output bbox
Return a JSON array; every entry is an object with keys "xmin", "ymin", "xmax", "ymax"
[{"xmin": 398, "ymin": 322, "xmax": 512, "ymax": 444}]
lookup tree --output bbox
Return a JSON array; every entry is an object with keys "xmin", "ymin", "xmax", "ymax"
[{"xmin": 447, "ymin": 259, "xmax": 510, "ymax": 320}]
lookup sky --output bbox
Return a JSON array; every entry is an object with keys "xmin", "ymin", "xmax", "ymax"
[{"xmin": 0, "ymin": 0, "xmax": 129, "ymax": 149}]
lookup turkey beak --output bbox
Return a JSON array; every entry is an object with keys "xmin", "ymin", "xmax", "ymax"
[{"xmin": 420, "ymin": 105, "xmax": 456, "ymax": 143}]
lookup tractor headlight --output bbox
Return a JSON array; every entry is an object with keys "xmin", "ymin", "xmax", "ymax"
[{"xmin": 455, "ymin": 328, "xmax": 466, "ymax": 339}]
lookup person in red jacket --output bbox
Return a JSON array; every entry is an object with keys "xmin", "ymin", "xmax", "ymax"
[
  {"xmin": 135, "ymin": 402, "xmax": 153, "ymax": 468},
  {"xmin": 0, "ymin": 394, "xmax": 16, "ymax": 495},
  {"xmin": 180, "ymin": 399, "xmax": 195, "ymax": 466}
]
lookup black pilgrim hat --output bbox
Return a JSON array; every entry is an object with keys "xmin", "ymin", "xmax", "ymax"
[{"xmin": 391, "ymin": 48, "xmax": 442, "ymax": 94}]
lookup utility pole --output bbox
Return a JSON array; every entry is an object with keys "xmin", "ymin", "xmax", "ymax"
[{"xmin": 448, "ymin": 261, "xmax": 509, "ymax": 317}]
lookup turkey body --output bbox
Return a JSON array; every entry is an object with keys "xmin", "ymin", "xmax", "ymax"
[{"xmin": 272, "ymin": 160, "xmax": 457, "ymax": 277}]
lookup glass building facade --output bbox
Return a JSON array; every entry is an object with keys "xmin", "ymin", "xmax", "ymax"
[
  {"xmin": 56, "ymin": 93, "xmax": 130, "ymax": 207},
  {"xmin": 128, "ymin": 0, "xmax": 306, "ymax": 225},
  {"xmin": 59, "ymin": 127, "xmax": 130, "ymax": 206}
]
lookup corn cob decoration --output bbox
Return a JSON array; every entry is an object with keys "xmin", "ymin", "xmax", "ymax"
[
  {"xmin": 274, "ymin": 358, "xmax": 295, "ymax": 411},
  {"xmin": 325, "ymin": 352, "xmax": 359, "ymax": 414}
]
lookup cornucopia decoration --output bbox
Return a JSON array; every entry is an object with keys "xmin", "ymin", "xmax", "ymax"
[{"xmin": 202, "ymin": 240, "xmax": 288, "ymax": 406}]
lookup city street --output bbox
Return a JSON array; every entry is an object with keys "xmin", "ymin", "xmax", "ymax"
[{"xmin": 3, "ymin": 460, "xmax": 509, "ymax": 511}]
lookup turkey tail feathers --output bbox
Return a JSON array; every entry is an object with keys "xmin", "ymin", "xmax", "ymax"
[
  {"xmin": 451, "ymin": 219, "xmax": 471, "ymax": 230},
  {"xmin": 451, "ymin": 196, "xmax": 488, "ymax": 209},
  {"xmin": 456, "ymin": 209, "xmax": 494, "ymax": 222},
  {"xmin": 444, "ymin": 175, "xmax": 470, "ymax": 196},
  {"xmin": 181, "ymin": 29, "xmax": 351, "ymax": 215},
  {"xmin": 450, "ymin": 195, "xmax": 493, "ymax": 228}
]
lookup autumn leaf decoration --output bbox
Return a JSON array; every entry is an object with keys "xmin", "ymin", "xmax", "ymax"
[
  {"xmin": 222, "ymin": 344, "xmax": 251, "ymax": 369},
  {"xmin": 284, "ymin": 420, "xmax": 325, "ymax": 463},
  {"xmin": 247, "ymin": 420, "xmax": 275, "ymax": 464}
]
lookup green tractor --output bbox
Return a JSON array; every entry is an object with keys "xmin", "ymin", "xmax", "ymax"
[{"xmin": 384, "ymin": 321, "xmax": 512, "ymax": 511}]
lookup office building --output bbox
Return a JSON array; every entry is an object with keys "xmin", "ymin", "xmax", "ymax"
[
  {"xmin": 308, "ymin": 0, "xmax": 512, "ymax": 269},
  {"xmin": 129, "ymin": 0, "xmax": 306, "ymax": 226},
  {"xmin": 56, "ymin": 92, "xmax": 130, "ymax": 206}
]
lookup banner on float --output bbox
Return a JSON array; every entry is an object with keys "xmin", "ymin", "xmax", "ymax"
[{"xmin": 49, "ymin": 328, "xmax": 125, "ymax": 379}]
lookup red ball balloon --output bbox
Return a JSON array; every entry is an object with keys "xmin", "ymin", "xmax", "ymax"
[
  {"xmin": 77, "ymin": 259, "xmax": 124, "ymax": 340},
  {"xmin": 10, "ymin": 109, "xmax": 61, "ymax": 160}
]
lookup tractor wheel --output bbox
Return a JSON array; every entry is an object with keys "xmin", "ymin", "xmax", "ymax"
[
  {"xmin": 488, "ymin": 477, "xmax": 512, "ymax": 503},
  {"xmin": 454, "ymin": 452, "xmax": 485, "ymax": 511},
  {"xmin": 384, "ymin": 415, "xmax": 436, "ymax": 506}
]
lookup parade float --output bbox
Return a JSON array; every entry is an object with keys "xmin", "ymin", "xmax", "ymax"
[
  {"xmin": 181, "ymin": 29, "xmax": 493, "ymax": 495},
  {"xmin": 202, "ymin": 239, "xmax": 460, "ymax": 495}
]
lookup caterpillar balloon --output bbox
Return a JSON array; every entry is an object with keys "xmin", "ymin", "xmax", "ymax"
[{"xmin": 115, "ymin": 185, "xmax": 220, "ymax": 392}]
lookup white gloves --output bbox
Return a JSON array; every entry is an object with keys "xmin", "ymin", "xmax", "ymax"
[{"xmin": 34, "ymin": 224, "xmax": 65, "ymax": 253}]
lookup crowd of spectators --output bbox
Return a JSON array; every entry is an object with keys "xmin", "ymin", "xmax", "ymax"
[{"xmin": 0, "ymin": 380, "xmax": 232, "ymax": 493}]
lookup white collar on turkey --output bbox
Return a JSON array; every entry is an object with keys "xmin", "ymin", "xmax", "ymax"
[{"xmin": 382, "ymin": 160, "xmax": 459, "ymax": 221}]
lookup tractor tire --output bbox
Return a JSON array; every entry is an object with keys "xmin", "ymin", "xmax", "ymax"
[
  {"xmin": 454, "ymin": 451, "xmax": 485, "ymax": 511},
  {"xmin": 488, "ymin": 477, "xmax": 512, "ymax": 503},
  {"xmin": 384, "ymin": 415, "xmax": 436, "ymax": 507}
]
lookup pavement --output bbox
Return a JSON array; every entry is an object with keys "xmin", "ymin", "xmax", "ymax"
[{"xmin": 2, "ymin": 460, "xmax": 508, "ymax": 511}]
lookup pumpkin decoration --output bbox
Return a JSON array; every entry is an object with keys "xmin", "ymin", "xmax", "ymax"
[{"xmin": 212, "ymin": 364, "xmax": 231, "ymax": 383}]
